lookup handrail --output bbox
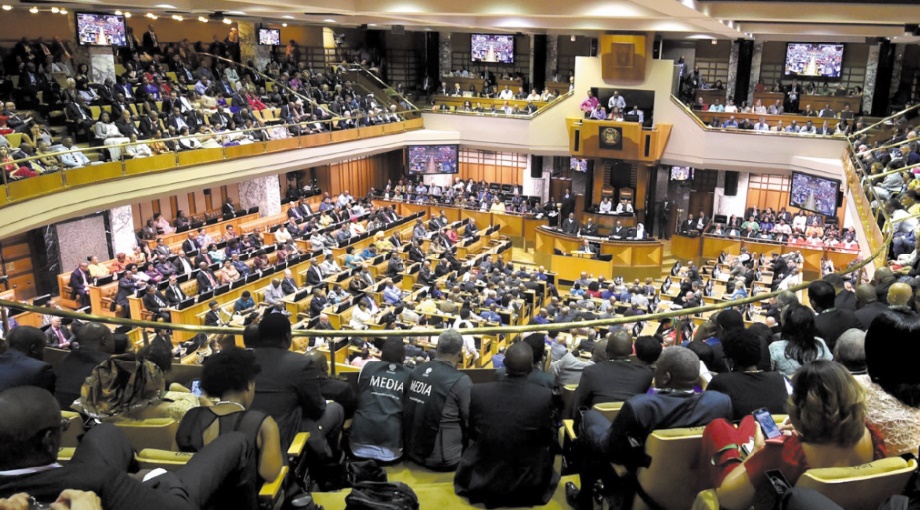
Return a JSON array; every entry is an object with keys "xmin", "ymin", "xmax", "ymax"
[
  {"xmin": 849, "ymin": 102, "xmax": 920, "ymax": 138},
  {"xmin": 0, "ymin": 229, "xmax": 890, "ymax": 339},
  {"xmin": 670, "ymin": 96, "xmax": 846, "ymax": 140},
  {"xmin": 865, "ymin": 161, "xmax": 920, "ymax": 182},
  {"xmin": 338, "ymin": 62, "xmax": 419, "ymax": 111},
  {"xmin": 424, "ymin": 91, "xmax": 575, "ymax": 121}
]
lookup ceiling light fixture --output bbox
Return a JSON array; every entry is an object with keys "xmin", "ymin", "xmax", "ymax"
[
  {"xmin": 282, "ymin": 15, "xmax": 294, "ymax": 19},
  {"xmin": 1, "ymin": 4, "xmax": 11, "ymax": 10},
  {"xmin": 222, "ymin": 18, "xmax": 232, "ymax": 24},
  {"xmin": 323, "ymin": 18, "xmax": 336, "ymax": 23},
  {"xmin": 51, "ymin": 7, "xmax": 59, "ymax": 13},
  {"xmin": 172, "ymin": 14, "xmax": 183, "ymax": 21},
  {"xmin": 146, "ymin": 12, "xmax": 157, "ymax": 19},
  {"xmin": 114, "ymin": 10, "xmax": 122, "ymax": 15},
  {"xmin": 155, "ymin": 4, "xmax": 176, "ymax": 8},
  {"xmin": 368, "ymin": 23, "xmax": 376, "ymax": 26},
  {"xmin": 570, "ymin": 35, "xmax": 576, "ymax": 42},
  {"xmin": 198, "ymin": 16, "xmax": 208, "ymax": 22},
  {"xmin": 282, "ymin": 23, "xmax": 288, "ymax": 27},
  {"xmin": 60, "ymin": 8, "xmax": 67, "ymax": 14},
  {"xmin": 711, "ymin": 39, "xmax": 718, "ymax": 45},
  {"xmin": 120, "ymin": 11, "xmax": 128, "ymax": 17},
  {"xmin": 29, "ymin": 6, "xmax": 38, "ymax": 13}
]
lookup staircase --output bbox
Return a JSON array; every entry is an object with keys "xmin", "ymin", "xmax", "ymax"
[{"xmin": 312, "ymin": 464, "xmax": 579, "ymax": 509}]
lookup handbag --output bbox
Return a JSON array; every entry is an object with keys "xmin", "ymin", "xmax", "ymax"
[{"xmin": 344, "ymin": 481, "xmax": 419, "ymax": 510}]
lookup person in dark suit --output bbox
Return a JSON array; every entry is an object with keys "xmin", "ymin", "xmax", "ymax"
[
  {"xmin": 454, "ymin": 342, "xmax": 559, "ymax": 507},
  {"xmin": 196, "ymin": 262, "xmax": 219, "ymax": 293},
  {"xmin": 113, "ymin": 269, "xmax": 139, "ymax": 316},
  {"xmin": 568, "ymin": 347, "xmax": 733, "ymax": 507},
  {"xmin": 0, "ymin": 386, "xmax": 254, "ymax": 510},
  {"xmin": 65, "ymin": 96, "xmax": 95, "ymax": 135},
  {"xmin": 305, "ymin": 259, "xmax": 324, "ymax": 287},
  {"xmin": 181, "ymin": 232, "xmax": 200, "ymax": 253},
  {"xmin": 0, "ymin": 326, "xmax": 55, "ymax": 392},
  {"xmin": 164, "ymin": 274, "xmax": 187, "ymax": 306},
  {"xmin": 68, "ymin": 262, "xmax": 91, "ymax": 307},
  {"xmin": 824, "ymin": 273, "xmax": 857, "ymax": 311},
  {"xmin": 308, "ymin": 287, "xmax": 327, "ymax": 317},
  {"xmin": 854, "ymin": 284, "xmax": 889, "ymax": 330},
  {"xmin": 610, "ymin": 220, "xmax": 627, "ymax": 238},
  {"xmin": 407, "ymin": 241, "xmax": 425, "ymax": 264},
  {"xmin": 386, "ymin": 254, "xmax": 405, "ymax": 278},
  {"xmin": 53, "ymin": 322, "xmax": 113, "ymax": 409},
  {"xmin": 203, "ymin": 300, "xmax": 223, "ymax": 326},
  {"xmin": 250, "ymin": 314, "xmax": 344, "ymax": 459},
  {"xmin": 560, "ymin": 189, "xmax": 575, "ymax": 220},
  {"xmin": 418, "ymin": 260, "xmax": 433, "ymax": 286},
  {"xmin": 142, "ymin": 285, "xmax": 172, "ymax": 322},
  {"xmin": 44, "ymin": 317, "xmax": 73, "ymax": 348},
  {"xmin": 561, "ymin": 213, "xmax": 579, "ymax": 235},
  {"xmin": 281, "ymin": 270, "xmax": 299, "ymax": 295},
  {"xmin": 142, "ymin": 24, "xmax": 160, "ymax": 54},
  {"xmin": 572, "ymin": 331, "xmax": 653, "ymax": 415},
  {"xmin": 809, "ymin": 280, "xmax": 861, "ymax": 352},
  {"xmin": 222, "ymin": 198, "xmax": 236, "ymax": 218}
]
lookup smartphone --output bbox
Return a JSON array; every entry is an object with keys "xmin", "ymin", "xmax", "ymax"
[
  {"xmin": 190, "ymin": 379, "xmax": 203, "ymax": 398},
  {"xmin": 753, "ymin": 408, "xmax": 782, "ymax": 439}
]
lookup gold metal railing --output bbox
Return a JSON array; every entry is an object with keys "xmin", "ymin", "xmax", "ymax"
[
  {"xmin": 424, "ymin": 91, "xmax": 575, "ymax": 120},
  {"xmin": 0, "ymin": 229, "xmax": 889, "ymax": 340},
  {"xmin": 670, "ymin": 95, "xmax": 846, "ymax": 139}
]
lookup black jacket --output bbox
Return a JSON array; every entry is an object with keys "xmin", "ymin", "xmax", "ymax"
[
  {"xmin": 0, "ymin": 350, "xmax": 55, "ymax": 393},
  {"xmin": 454, "ymin": 377, "xmax": 558, "ymax": 507}
]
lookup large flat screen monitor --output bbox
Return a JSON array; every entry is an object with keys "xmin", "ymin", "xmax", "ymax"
[
  {"xmin": 470, "ymin": 34, "xmax": 514, "ymax": 64},
  {"xmin": 75, "ymin": 12, "xmax": 127, "ymax": 47},
  {"xmin": 258, "ymin": 28, "xmax": 281, "ymax": 46},
  {"xmin": 790, "ymin": 171, "xmax": 840, "ymax": 216},
  {"xmin": 406, "ymin": 145, "xmax": 459, "ymax": 174},
  {"xmin": 670, "ymin": 166, "xmax": 693, "ymax": 181},
  {"xmin": 784, "ymin": 43, "xmax": 845, "ymax": 79}
]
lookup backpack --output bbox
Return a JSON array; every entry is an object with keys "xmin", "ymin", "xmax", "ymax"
[{"xmin": 344, "ymin": 481, "xmax": 419, "ymax": 510}]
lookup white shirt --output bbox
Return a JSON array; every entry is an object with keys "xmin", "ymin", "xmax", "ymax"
[
  {"xmin": 274, "ymin": 229, "xmax": 292, "ymax": 243},
  {"xmin": 599, "ymin": 200, "xmax": 613, "ymax": 213},
  {"xmin": 608, "ymin": 95, "xmax": 626, "ymax": 111},
  {"xmin": 350, "ymin": 307, "xmax": 372, "ymax": 329},
  {"xmin": 453, "ymin": 319, "xmax": 480, "ymax": 359},
  {"xmin": 724, "ymin": 105, "xmax": 738, "ymax": 113},
  {"xmin": 498, "ymin": 89, "xmax": 514, "ymax": 100}
]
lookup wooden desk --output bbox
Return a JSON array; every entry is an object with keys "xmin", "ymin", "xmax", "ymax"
[
  {"xmin": 535, "ymin": 227, "xmax": 662, "ymax": 280},
  {"xmin": 670, "ymin": 235, "xmax": 702, "ymax": 262},
  {"xmin": 583, "ymin": 212, "xmax": 637, "ymax": 233},
  {"xmin": 145, "ymin": 213, "xmax": 259, "ymax": 250},
  {"xmin": 753, "ymin": 92, "xmax": 785, "ymax": 109},
  {"xmin": 439, "ymin": 76, "xmax": 524, "ymax": 93},
  {"xmin": 693, "ymin": 235, "xmax": 859, "ymax": 278},
  {"xmin": 546, "ymin": 81, "xmax": 571, "ymax": 97}
]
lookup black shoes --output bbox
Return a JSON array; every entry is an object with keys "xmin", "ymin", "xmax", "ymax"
[{"xmin": 565, "ymin": 481, "xmax": 581, "ymax": 508}]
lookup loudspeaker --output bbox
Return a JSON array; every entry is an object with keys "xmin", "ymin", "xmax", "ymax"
[
  {"xmin": 531, "ymin": 156, "xmax": 544, "ymax": 178},
  {"xmin": 653, "ymin": 39, "xmax": 662, "ymax": 59},
  {"xmin": 589, "ymin": 38, "xmax": 598, "ymax": 57},
  {"xmin": 573, "ymin": 130, "xmax": 580, "ymax": 152},
  {"xmin": 837, "ymin": 189, "xmax": 844, "ymax": 207},
  {"xmin": 392, "ymin": 25, "xmax": 405, "ymax": 35},
  {"xmin": 724, "ymin": 171, "xmax": 739, "ymax": 196}
]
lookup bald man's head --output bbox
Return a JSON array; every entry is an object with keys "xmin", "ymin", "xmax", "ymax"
[
  {"xmin": 505, "ymin": 342, "xmax": 534, "ymax": 377},
  {"xmin": 303, "ymin": 350, "xmax": 328, "ymax": 374},
  {"xmin": 874, "ymin": 267, "xmax": 894, "ymax": 284},
  {"xmin": 0, "ymin": 387, "xmax": 62, "ymax": 469},
  {"xmin": 607, "ymin": 330, "xmax": 633, "ymax": 359},
  {"xmin": 855, "ymin": 284, "xmax": 877, "ymax": 307},
  {"xmin": 76, "ymin": 322, "xmax": 114, "ymax": 353},
  {"xmin": 591, "ymin": 339, "xmax": 609, "ymax": 363},
  {"xmin": 888, "ymin": 282, "xmax": 913, "ymax": 307},
  {"xmin": 654, "ymin": 346, "xmax": 700, "ymax": 390}
]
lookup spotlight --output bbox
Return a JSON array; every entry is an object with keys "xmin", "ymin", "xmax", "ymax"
[
  {"xmin": 51, "ymin": 6, "xmax": 59, "ymax": 13},
  {"xmin": 198, "ymin": 16, "xmax": 208, "ymax": 22},
  {"xmin": 222, "ymin": 17, "xmax": 232, "ymax": 24},
  {"xmin": 2, "ymin": 5, "xmax": 13, "ymax": 10},
  {"xmin": 29, "ymin": 6, "xmax": 38, "ymax": 13}
]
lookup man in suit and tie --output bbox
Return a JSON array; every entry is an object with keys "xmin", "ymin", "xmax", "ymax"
[
  {"xmin": 114, "ymin": 110, "xmax": 141, "ymax": 138},
  {"xmin": 455, "ymin": 342, "xmax": 558, "ymax": 507},
  {"xmin": 196, "ymin": 261, "xmax": 219, "ymax": 293},
  {"xmin": 222, "ymin": 198, "xmax": 236, "ymax": 218},
  {"xmin": 386, "ymin": 253, "xmax": 405, "ymax": 278},
  {"xmin": 280, "ymin": 269, "xmax": 299, "ymax": 295},
  {"xmin": 166, "ymin": 107, "xmax": 190, "ymax": 132},
  {"xmin": 681, "ymin": 214, "xmax": 696, "ymax": 234},
  {"xmin": 44, "ymin": 317, "xmax": 73, "ymax": 349},
  {"xmin": 568, "ymin": 347, "xmax": 732, "ymax": 508},
  {"xmin": 418, "ymin": 260, "xmax": 433, "ymax": 286},
  {"xmin": 210, "ymin": 105, "xmax": 231, "ymax": 130},
  {"xmin": 0, "ymin": 326, "xmax": 55, "ymax": 392},
  {"xmin": 68, "ymin": 262, "xmax": 90, "ymax": 307},
  {"xmin": 113, "ymin": 268, "xmax": 139, "ymax": 316},
  {"xmin": 138, "ymin": 111, "xmax": 162, "ymax": 139},
  {"xmin": 309, "ymin": 287, "xmax": 328, "ymax": 317},
  {"xmin": 65, "ymin": 96, "xmax": 94, "ymax": 136},
  {"xmin": 561, "ymin": 213, "xmax": 579, "ymax": 235},
  {"xmin": 164, "ymin": 274, "xmax": 187, "ymax": 306},
  {"xmin": 174, "ymin": 250, "xmax": 195, "ymax": 275},
  {"xmin": 142, "ymin": 284, "xmax": 172, "ymax": 322},
  {"xmin": 182, "ymin": 232, "xmax": 200, "ymax": 253},
  {"xmin": 610, "ymin": 220, "xmax": 627, "ymax": 239},
  {"xmin": 298, "ymin": 199, "xmax": 314, "ymax": 217},
  {"xmin": 155, "ymin": 254, "xmax": 177, "ymax": 278},
  {"xmin": 287, "ymin": 204, "xmax": 303, "ymax": 220},
  {"xmin": 305, "ymin": 259, "xmax": 324, "ymax": 287},
  {"xmin": 142, "ymin": 24, "xmax": 160, "ymax": 54}
]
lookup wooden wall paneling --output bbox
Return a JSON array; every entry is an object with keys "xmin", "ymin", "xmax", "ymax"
[
  {"xmin": 194, "ymin": 191, "xmax": 207, "ymax": 216},
  {"xmin": 2, "ymin": 233, "xmax": 37, "ymax": 300},
  {"xmin": 132, "ymin": 204, "xmax": 143, "ymax": 229},
  {"xmin": 315, "ymin": 165, "xmax": 332, "ymax": 195}
]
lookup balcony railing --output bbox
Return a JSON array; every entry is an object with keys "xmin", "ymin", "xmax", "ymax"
[
  {"xmin": 423, "ymin": 91, "xmax": 574, "ymax": 120},
  {"xmin": 672, "ymin": 96, "xmax": 847, "ymax": 139},
  {"xmin": 0, "ymin": 114, "xmax": 423, "ymax": 207}
]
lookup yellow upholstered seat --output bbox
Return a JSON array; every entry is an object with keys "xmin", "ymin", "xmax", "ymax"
[{"xmin": 633, "ymin": 426, "xmax": 707, "ymax": 510}]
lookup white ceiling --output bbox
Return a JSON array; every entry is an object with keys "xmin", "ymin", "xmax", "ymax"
[{"xmin": 34, "ymin": 0, "xmax": 920, "ymax": 41}]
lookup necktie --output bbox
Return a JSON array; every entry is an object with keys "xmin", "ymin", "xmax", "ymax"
[
  {"xmin": 55, "ymin": 328, "xmax": 64, "ymax": 343},
  {"xmin": 206, "ymin": 272, "xmax": 216, "ymax": 286},
  {"xmin": 172, "ymin": 285, "xmax": 180, "ymax": 298},
  {"xmin": 155, "ymin": 295, "xmax": 165, "ymax": 307}
]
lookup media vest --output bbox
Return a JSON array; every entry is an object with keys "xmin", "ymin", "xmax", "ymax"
[
  {"xmin": 403, "ymin": 360, "xmax": 465, "ymax": 461},
  {"xmin": 349, "ymin": 361, "xmax": 411, "ymax": 459}
]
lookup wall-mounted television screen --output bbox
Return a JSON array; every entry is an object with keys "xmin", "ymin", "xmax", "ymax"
[
  {"xmin": 258, "ymin": 28, "xmax": 281, "ymax": 46},
  {"xmin": 784, "ymin": 43, "xmax": 844, "ymax": 79},
  {"xmin": 570, "ymin": 157, "xmax": 589, "ymax": 172},
  {"xmin": 670, "ymin": 166, "xmax": 694, "ymax": 181},
  {"xmin": 790, "ymin": 171, "xmax": 840, "ymax": 216},
  {"xmin": 406, "ymin": 145, "xmax": 459, "ymax": 174},
  {"xmin": 470, "ymin": 34, "xmax": 515, "ymax": 64},
  {"xmin": 75, "ymin": 12, "xmax": 127, "ymax": 47}
]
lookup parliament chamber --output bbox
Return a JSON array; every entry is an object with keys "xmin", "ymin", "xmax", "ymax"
[{"xmin": 1, "ymin": 3, "xmax": 919, "ymax": 510}]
